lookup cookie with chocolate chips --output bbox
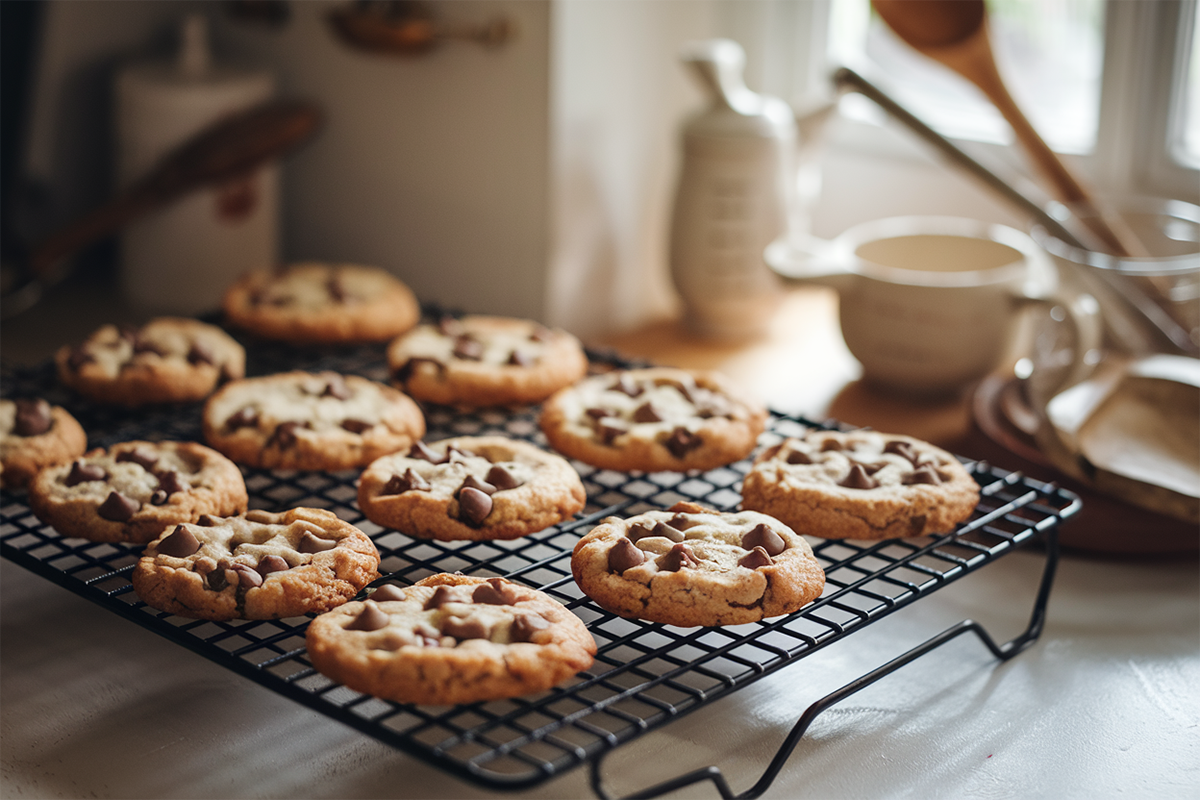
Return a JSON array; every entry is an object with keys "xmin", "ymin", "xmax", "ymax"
[
  {"xmin": 386, "ymin": 314, "xmax": 588, "ymax": 407},
  {"xmin": 202, "ymin": 370, "xmax": 425, "ymax": 470},
  {"xmin": 357, "ymin": 435, "xmax": 586, "ymax": 541},
  {"xmin": 305, "ymin": 573, "xmax": 596, "ymax": 704},
  {"xmin": 740, "ymin": 429, "xmax": 980, "ymax": 540},
  {"xmin": 54, "ymin": 317, "xmax": 245, "ymax": 407},
  {"xmin": 27, "ymin": 440, "xmax": 248, "ymax": 543},
  {"xmin": 572, "ymin": 501, "xmax": 825, "ymax": 627},
  {"xmin": 539, "ymin": 367, "xmax": 767, "ymax": 473},
  {"xmin": 222, "ymin": 262, "xmax": 420, "ymax": 343},
  {"xmin": 0, "ymin": 398, "xmax": 88, "ymax": 489},
  {"xmin": 131, "ymin": 507, "xmax": 380, "ymax": 620}
]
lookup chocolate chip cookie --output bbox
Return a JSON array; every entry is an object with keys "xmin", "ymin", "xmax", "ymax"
[
  {"xmin": 55, "ymin": 317, "xmax": 245, "ymax": 407},
  {"xmin": 386, "ymin": 314, "xmax": 588, "ymax": 406},
  {"xmin": 571, "ymin": 501, "xmax": 825, "ymax": 627},
  {"xmin": 222, "ymin": 262, "xmax": 420, "ymax": 343},
  {"xmin": 305, "ymin": 573, "xmax": 597, "ymax": 705},
  {"xmin": 539, "ymin": 367, "xmax": 767, "ymax": 472},
  {"xmin": 0, "ymin": 398, "xmax": 88, "ymax": 489},
  {"xmin": 740, "ymin": 429, "xmax": 980, "ymax": 540},
  {"xmin": 202, "ymin": 370, "xmax": 426, "ymax": 471},
  {"xmin": 357, "ymin": 435, "xmax": 586, "ymax": 541},
  {"xmin": 27, "ymin": 440, "xmax": 248, "ymax": 543},
  {"xmin": 131, "ymin": 507, "xmax": 380, "ymax": 620}
]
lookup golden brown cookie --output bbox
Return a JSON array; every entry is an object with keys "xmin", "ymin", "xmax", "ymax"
[
  {"xmin": 387, "ymin": 314, "xmax": 588, "ymax": 407},
  {"xmin": 539, "ymin": 367, "xmax": 767, "ymax": 472},
  {"xmin": 357, "ymin": 435, "xmax": 586, "ymax": 541},
  {"xmin": 222, "ymin": 262, "xmax": 420, "ymax": 343},
  {"xmin": 131, "ymin": 507, "xmax": 380, "ymax": 620},
  {"xmin": 305, "ymin": 573, "xmax": 596, "ymax": 705},
  {"xmin": 740, "ymin": 429, "xmax": 980, "ymax": 540},
  {"xmin": 27, "ymin": 440, "xmax": 248, "ymax": 543},
  {"xmin": 0, "ymin": 398, "xmax": 88, "ymax": 489},
  {"xmin": 55, "ymin": 317, "xmax": 245, "ymax": 407},
  {"xmin": 571, "ymin": 502, "xmax": 825, "ymax": 627},
  {"xmin": 202, "ymin": 371, "xmax": 425, "ymax": 471}
]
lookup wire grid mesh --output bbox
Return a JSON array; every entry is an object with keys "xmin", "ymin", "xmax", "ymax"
[{"xmin": 0, "ymin": 341, "xmax": 1080, "ymax": 792}]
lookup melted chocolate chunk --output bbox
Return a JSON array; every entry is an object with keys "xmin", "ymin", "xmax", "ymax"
[
  {"xmin": 738, "ymin": 545, "xmax": 773, "ymax": 569},
  {"xmin": 256, "ymin": 554, "xmax": 290, "ymax": 577},
  {"xmin": 460, "ymin": 474, "xmax": 497, "ymax": 496},
  {"xmin": 884, "ymin": 440, "xmax": 920, "ymax": 465},
  {"xmin": 485, "ymin": 464, "xmax": 522, "ymax": 491},
  {"xmin": 341, "ymin": 418, "xmax": 373, "ymax": 434},
  {"xmin": 472, "ymin": 578, "xmax": 520, "ymax": 605},
  {"xmin": 186, "ymin": 341, "xmax": 214, "ymax": 365},
  {"xmin": 97, "ymin": 491, "xmax": 140, "ymax": 522},
  {"xmin": 370, "ymin": 583, "xmax": 407, "ymax": 602},
  {"xmin": 610, "ymin": 374, "xmax": 644, "ymax": 398},
  {"xmin": 852, "ymin": 460, "xmax": 887, "ymax": 475},
  {"xmin": 452, "ymin": 335, "xmax": 484, "ymax": 361},
  {"xmin": 741, "ymin": 523, "xmax": 786, "ymax": 556},
  {"xmin": 157, "ymin": 470, "xmax": 189, "ymax": 495},
  {"xmin": 656, "ymin": 542, "xmax": 701, "ymax": 572},
  {"xmin": 345, "ymin": 601, "xmax": 390, "ymax": 631},
  {"xmin": 664, "ymin": 427, "xmax": 701, "ymax": 458},
  {"xmin": 596, "ymin": 419, "xmax": 629, "ymax": 445},
  {"xmin": 785, "ymin": 449, "xmax": 813, "ymax": 465},
  {"xmin": 116, "ymin": 445, "xmax": 159, "ymax": 470},
  {"xmin": 510, "ymin": 612, "xmax": 550, "ymax": 643},
  {"xmin": 225, "ymin": 406, "xmax": 259, "ymax": 431},
  {"xmin": 158, "ymin": 525, "xmax": 201, "ymax": 557},
  {"xmin": 902, "ymin": 466, "xmax": 943, "ymax": 485},
  {"xmin": 840, "ymin": 463, "xmax": 879, "ymax": 490},
  {"xmin": 299, "ymin": 530, "xmax": 339, "ymax": 553},
  {"xmin": 268, "ymin": 420, "xmax": 310, "ymax": 449},
  {"xmin": 13, "ymin": 399, "xmax": 52, "ymax": 437},
  {"xmin": 628, "ymin": 520, "xmax": 684, "ymax": 544},
  {"xmin": 608, "ymin": 537, "xmax": 646, "ymax": 573},
  {"xmin": 64, "ymin": 460, "xmax": 107, "ymax": 486},
  {"xmin": 585, "ymin": 407, "xmax": 611, "ymax": 419},
  {"xmin": 457, "ymin": 486, "xmax": 494, "ymax": 526},
  {"xmin": 441, "ymin": 615, "xmax": 490, "ymax": 641},
  {"xmin": 381, "ymin": 468, "xmax": 431, "ymax": 495},
  {"xmin": 408, "ymin": 441, "xmax": 449, "ymax": 464},
  {"xmin": 320, "ymin": 373, "xmax": 352, "ymax": 400},
  {"xmin": 632, "ymin": 401, "xmax": 662, "ymax": 423}
]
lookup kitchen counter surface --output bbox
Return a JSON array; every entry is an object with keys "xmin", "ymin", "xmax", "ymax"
[{"xmin": 2, "ymin": 286, "xmax": 1197, "ymax": 799}]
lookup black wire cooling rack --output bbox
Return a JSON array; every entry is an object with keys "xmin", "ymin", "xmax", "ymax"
[{"xmin": 1, "ymin": 337, "xmax": 1080, "ymax": 798}]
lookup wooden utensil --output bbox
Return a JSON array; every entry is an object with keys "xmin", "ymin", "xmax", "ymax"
[{"xmin": 871, "ymin": 0, "xmax": 1143, "ymax": 257}]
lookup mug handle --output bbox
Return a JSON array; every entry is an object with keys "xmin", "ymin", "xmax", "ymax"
[
  {"xmin": 1016, "ymin": 282, "xmax": 1103, "ymax": 396},
  {"xmin": 764, "ymin": 234, "xmax": 856, "ymax": 291}
]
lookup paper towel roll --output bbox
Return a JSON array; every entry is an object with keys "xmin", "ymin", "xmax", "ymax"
[{"xmin": 116, "ymin": 15, "xmax": 277, "ymax": 315}]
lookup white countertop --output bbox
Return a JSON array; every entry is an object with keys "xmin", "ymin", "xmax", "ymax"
[{"xmin": 3, "ymin": 541, "xmax": 1197, "ymax": 799}]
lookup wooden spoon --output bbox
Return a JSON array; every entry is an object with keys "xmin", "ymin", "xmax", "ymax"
[{"xmin": 871, "ymin": 0, "xmax": 1143, "ymax": 257}]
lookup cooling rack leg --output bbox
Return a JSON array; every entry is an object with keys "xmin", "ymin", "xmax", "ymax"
[{"xmin": 587, "ymin": 525, "xmax": 1062, "ymax": 800}]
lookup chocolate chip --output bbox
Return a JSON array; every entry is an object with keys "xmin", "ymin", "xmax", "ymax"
[
  {"xmin": 452, "ymin": 335, "xmax": 484, "ymax": 361},
  {"xmin": 741, "ymin": 523, "xmax": 787, "ymax": 556},
  {"xmin": 597, "ymin": 419, "xmax": 629, "ymax": 445},
  {"xmin": 507, "ymin": 350, "xmax": 533, "ymax": 367},
  {"xmin": 667, "ymin": 513, "xmax": 702, "ymax": 531},
  {"xmin": 485, "ymin": 465, "xmax": 522, "ymax": 491},
  {"xmin": 472, "ymin": 578, "xmax": 520, "ymax": 605},
  {"xmin": 424, "ymin": 585, "xmax": 470, "ymax": 609},
  {"xmin": 608, "ymin": 538, "xmax": 647, "ymax": 573},
  {"xmin": 460, "ymin": 475, "xmax": 497, "ymax": 496},
  {"xmin": 231, "ymin": 563, "xmax": 263, "ymax": 588},
  {"xmin": 116, "ymin": 445, "xmax": 159, "ymax": 470},
  {"xmin": 157, "ymin": 470, "xmax": 189, "ymax": 495},
  {"xmin": 853, "ymin": 459, "xmax": 887, "ymax": 475},
  {"xmin": 256, "ymin": 554, "xmax": 290, "ymax": 577},
  {"xmin": 381, "ymin": 468, "xmax": 430, "ymax": 495},
  {"xmin": 297, "ymin": 531, "xmax": 338, "ymax": 554},
  {"xmin": 150, "ymin": 490, "xmax": 168, "ymax": 505},
  {"xmin": 197, "ymin": 514, "xmax": 221, "ymax": 526},
  {"xmin": 345, "ymin": 601, "xmax": 390, "ymax": 631},
  {"xmin": 908, "ymin": 514, "xmax": 928, "ymax": 534},
  {"xmin": 341, "ymin": 418, "xmax": 373, "ymax": 434},
  {"xmin": 186, "ymin": 341, "xmax": 214, "ymax": 365},
  {"xmin": 408, "ymin": 441, "xmax": 448, "ymax": 463},
  {"xmin": 393, "ymin": 357, "xmax": 444, "ymax": 384},
  {"xmin": 97, "ymin": 491, "xmax": 140, "ymax": 522},
  {"xmin": 132, "ymin": 337, "xmax": 167, "ymax": 357},
  {"xmin": 884, "ymin": 440, "xmax": 920, "ymax": 464},
  {"xmin": 529, "ymin": 324, "xmax": 553, "ymax": 342},
  {"xmin": 268, "ymin": 421, "xmax": 309, "ymax": 449},
  {"xmin": 902, "ymin": 466, "xmax": 943, "ymax": 485},
  {"xmin": 117, "ymin": 325, "xmax": 139, "ymax": 341},
  {"xmin": 632, "ymin": 401, "xmax": 662, "ymax": 423},
  {"xmin": 64, "ymin": 460, "xmax": 107, "ymax": 486},
  {"xmin": 321, "ymin": 373, "xmax": 352, "ymax": 400},
  {"xmin": 205, "ymin": 567, "xmax": 229, "ymax": 591},
  {"xmin": 226, "ymin": 406, "xmax": 259, "ymax": 431},
  {"xmin": 664, "ymin": 427, "xmax": 701, "ymax": 458},
  {"xmin": 840, "ymin": 463, "xmax": 879, "ymax": 490},
  {"xmin": 457, "ymin": 486, "xmax": 493, "ymax": 526},
  {"xmin": 610, "ymin": 374, "xmax": 644, "ymax": 397},
  {"xmin": 820, "ymin": 439, "xmax": 844, "ymax": 452},
  {"xmin": 441, "ymin": 615, "xmax": 490, "ymax": 641},
  {"xmin": 370, "ymin": 583, "xmax": 407, "ymax": 602},
  {"xmin": 437, "ymin": 315, "xmax": 463, "ymax": 336},
  {"xmin": 738, "ymin": 545, "xmax": 773, "ymax": 569},
  {"xmin": 158, "ymin": 525, "xmax": 201, "ymax": 557},
  {"xmin": 785, "ymin": 449, "xmax": 812, "ymax": 465},
  {"xmin": 447, "ymin": 444, "xmax": 476, "ymax": 460},
  {"xmin": 585, "ymin": 407, "xmax": 611, "ymax": 419},
  {"xmin": 67, "ymin": 347, "xmax": 94, "ymax": 371},
  {"xmin": 628, "ymin": 520, "xmax": 684, "ymax": 544},
  {"xmin": 325, "ymin": 276, "xmax": 346, "ymax": 303},
  {"xmin": 510, "ymin": 613, "xmax": 550, "ymax": 643},
  {"xmin": 695, "ymin": 397, "xmax": 733, "ymax": 419},
  {"xmin": 13, "ymin": 399, "xmax": 52, "ymax": 437},
  {"xmin": 656, "ymin": 543, "xmax": 701, "ymax": 572}
]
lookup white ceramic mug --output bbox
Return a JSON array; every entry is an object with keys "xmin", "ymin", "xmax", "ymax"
[{"xmin": 765, "ymin": 216, "xmax": 1101, "ymax": 395}]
